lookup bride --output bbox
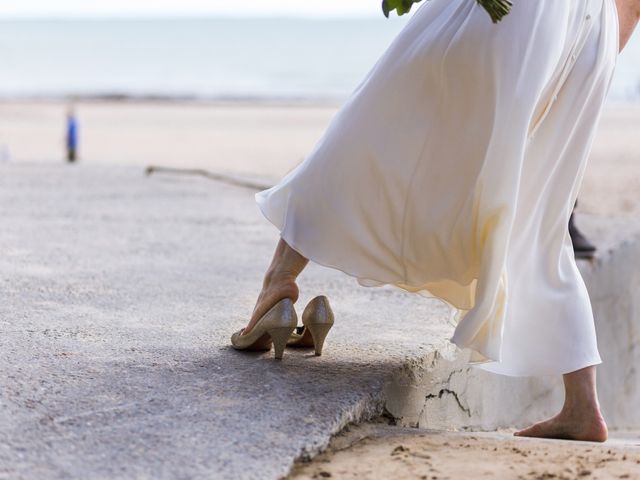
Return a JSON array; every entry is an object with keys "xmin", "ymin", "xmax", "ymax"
[{"xmin": 232, "ymin": 0, "xmax": 639, "ymax": 441}]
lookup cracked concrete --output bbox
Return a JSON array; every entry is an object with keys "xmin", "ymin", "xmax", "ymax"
[
  {"xmin": 383, "ymin": 213, "xmax": 640, "ymax": 433},
  {"xmin": 2, "ymin": 163, "xmax": 640, "ymax": 479},
  {"xmin": 426, "ymin": 389, "xmax": 471, "ymax": 417},
  {"xmin": 0, "ymin": 163, "xmax": 455, "ymax": 479}
]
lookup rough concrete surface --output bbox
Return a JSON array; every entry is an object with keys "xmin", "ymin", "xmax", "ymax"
[
  {"xmin": 2, "ymin": 163, "xmax": 640, "ymax": 480},
  {"xmin": 0, "ymin": 163, "xmax": 454, "ymax": 480},
  {"xmin": 578, "ymin": 213, "xmax": 640, "ymax": 429},
  {"xmin": 380, "ymin": 214, "xmax": 640, "ymax": 433}
]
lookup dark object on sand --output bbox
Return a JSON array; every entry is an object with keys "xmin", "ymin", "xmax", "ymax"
[{"xmin": 145, "ymin": 165, "xmax": 271, "ymax": 191}]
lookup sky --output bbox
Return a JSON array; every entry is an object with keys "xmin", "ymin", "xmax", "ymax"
[{"xmin": 0, "ymin": 0, "xmax": 394, "ymax": 18}]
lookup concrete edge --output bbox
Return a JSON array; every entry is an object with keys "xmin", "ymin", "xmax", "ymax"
[{"xmin": 285, "ymin": 222, "xmax": 640, "ymax": 476}]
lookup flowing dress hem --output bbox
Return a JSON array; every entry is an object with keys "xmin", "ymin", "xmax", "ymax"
[
  {"xmin": 256, "ymin": 193, "xmax": 603, "ymax": 377},
  {"xmin": 255, "ymin": 191, "xmax": 503, "ymax": 364}
]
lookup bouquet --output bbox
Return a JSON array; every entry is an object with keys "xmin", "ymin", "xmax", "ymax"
[{"xmin": 382, "ymin": 0, "xmax": 513, "ymax": 23}]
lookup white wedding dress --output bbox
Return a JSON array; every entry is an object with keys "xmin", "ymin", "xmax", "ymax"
[{"xmin": 255, "ymin": 0, "xmax": 619, "ymax": 376}]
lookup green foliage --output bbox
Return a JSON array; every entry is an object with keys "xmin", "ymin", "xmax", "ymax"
[
  {"xmin": 382, "ymin": 0, "xmax": 421, "ymax": 17},
  {"xmin": 382, "ymin": 0, "xmax": 513, "ymax": 23}
]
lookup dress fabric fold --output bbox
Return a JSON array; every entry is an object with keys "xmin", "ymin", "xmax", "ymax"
[{"xmin": 255, "ymin": 0, "xmax": 619, "ymax": 376}]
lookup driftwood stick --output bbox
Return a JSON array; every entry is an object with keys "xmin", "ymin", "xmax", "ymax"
[{"xmin": 145, "ymin": 165, "xmax": 272, "ymax": 191}]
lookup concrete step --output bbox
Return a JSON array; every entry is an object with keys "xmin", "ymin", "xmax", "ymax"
[
  {"xmin": 0, "ymin": 164, "xmax": 453, "ymax": 479},
  {"xmin": 2, "ymin": 163, "xmax": 637, "ymax": 480},
  {"xmin": 383, "ymin": 214, "xmax": 640, "ymax": 431}
]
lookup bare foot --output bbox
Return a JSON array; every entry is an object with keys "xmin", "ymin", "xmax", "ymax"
[
  {"xmin": 515, "ymin": 409, "xmax": 608, "ymax": 442},
  {"xmin": 242, "ymin": 272, "xmax": 299, "ymax": 335}
]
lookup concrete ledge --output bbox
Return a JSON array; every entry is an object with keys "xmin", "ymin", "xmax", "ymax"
[
  {"xmin": 580, "ymin": 215, "xmax": 640, "ymax": 429},
  {"xmin": 2, "ymin": 164, "xmax": 638, "ymax": 479},
  {"xmin": 383, "ymin": 214, "xmax": 640, "ymax": 431},
  {"xmin": 0, "ymin": 164, "xmax": 454, "ymax": 479}
]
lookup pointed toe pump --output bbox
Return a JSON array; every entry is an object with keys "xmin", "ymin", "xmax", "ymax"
[
  {"xmin": 287, "ymin": 295, "xmax": 334, "ymax": 356},
  {"xmin": 231, "ymin": 298, "xmax": 297, "ymax": 360}
]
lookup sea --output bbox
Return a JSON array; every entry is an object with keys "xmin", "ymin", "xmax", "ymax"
[{"xmin": 0, "ymin": 17, "xmax": 639, "ymax": 103}]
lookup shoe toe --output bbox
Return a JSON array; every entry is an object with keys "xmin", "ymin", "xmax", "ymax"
[{"xmin": 230, "ymin": 329, "xmax": 245, "ymax": 348}]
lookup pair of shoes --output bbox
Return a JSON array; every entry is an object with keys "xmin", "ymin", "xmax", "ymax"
[
  {"xmin": 230, "ymin": 296, "xmax": 334, "ymax": 360},
  {"xmin": 230, "ymin": 298, "xmax": 298, "ymax": 360},
  {"xmin": 286, "ymin": 296, "xmax": 334, "ymax": 356}
]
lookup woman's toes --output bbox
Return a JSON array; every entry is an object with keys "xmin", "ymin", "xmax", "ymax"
[{"xmin": 514, "ymin": 422, "xmax": 546, "ymax": 438}]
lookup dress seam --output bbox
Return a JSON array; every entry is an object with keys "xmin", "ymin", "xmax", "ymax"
[
  {"xmin": 398, "ymin": 1, "xmax": 476, "ymax": 283},
  {"xmin": 528, "ymin": 2, "xmax": 594, "ymax": 141},
  {"xmin": 398, "ymin": 143, "xmax": 426, "ymax": 284}
]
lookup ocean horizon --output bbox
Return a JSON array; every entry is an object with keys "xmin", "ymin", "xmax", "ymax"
[{"xmin": 0, "ymin": 17, "xmax": 639, "ymax": 103}]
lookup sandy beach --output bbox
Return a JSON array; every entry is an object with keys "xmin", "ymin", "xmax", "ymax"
[
  {"xmin": 290, "ymin": 421, "xmax": 640, "ymax": 480},
  {"xmin": 1, "ymin": 100, "xmax": 639, "ymax": 217},
  {"xmin": 0, "ymin": 101, "xmax": 338, "ymax": 180}
]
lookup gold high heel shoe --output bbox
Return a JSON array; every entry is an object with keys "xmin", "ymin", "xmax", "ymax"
[
  {"xmin": 231, "ymin": 298, "xmax": 297, "ymax": 360},
  {"xmin": 286, "ymin": 296, "xmax": 334, "ymax": 356}
]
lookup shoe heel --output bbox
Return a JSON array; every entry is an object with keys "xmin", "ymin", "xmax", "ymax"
[
  {"xmin": 268, "ymin": 327, "xmax": 296, "ymax": 360},
  {"xmin": 306, "ymin": 323, "xmax": 332, "ymax": 356}
]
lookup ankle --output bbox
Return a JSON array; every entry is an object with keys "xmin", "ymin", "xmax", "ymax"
[
  {"xmin": 261, "ymin": 272, "xmax": 298, "ymax": 301},
  {"xmin": 263, "ymin": 269, "xmax": 297, "ymax": 289},
  {"xmin": 561, "ymin": 399, "xmax": 603, "ymax": 419}
]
